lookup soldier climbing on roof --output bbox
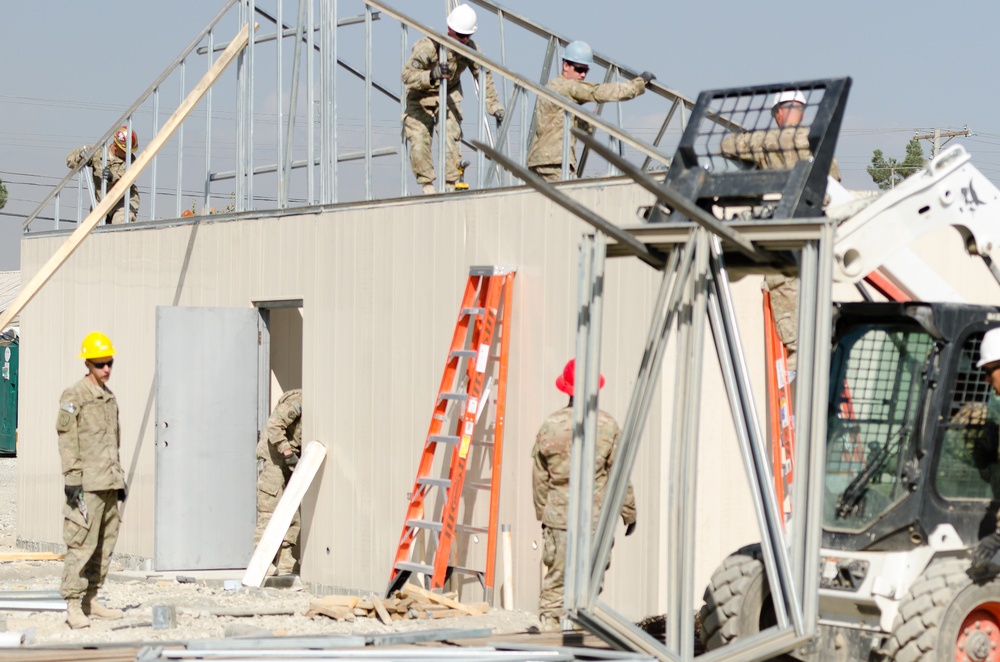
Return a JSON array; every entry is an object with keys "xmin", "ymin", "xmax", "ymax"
[
  {"xmin": 531, "ymin": 359, "xmax": 636, "ymax": 632},
  {"xmin": 402, "ymin": 4, "xmax": 505, "ymax": 195},
  {"xmin": 66, "ymin": 126, "xmax": 140, "ymax": 225},
  {"xmin": 255, "ymin": 389, "xmax": 303, "ymax": 577},
  {"xmin": 526, "ymin": 41, "xmax": 653, "ymax": 182},
  {"xmin": 720, "ymin": 90, "xmax": 843, "ymax": 374}
]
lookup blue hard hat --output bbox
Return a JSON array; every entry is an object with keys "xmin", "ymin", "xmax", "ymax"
[{"xmin": 563, "ymin": 41, "xmax": 594, "ymax": 67}]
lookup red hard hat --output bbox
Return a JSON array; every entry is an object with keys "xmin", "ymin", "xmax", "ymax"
[
  {"xmin": 555, "ymin": 358, "xmax": 605, "ymax": 397},
  {"xmin": 113, "ymin": 126, "xmax": 138, "ymax": 153}
]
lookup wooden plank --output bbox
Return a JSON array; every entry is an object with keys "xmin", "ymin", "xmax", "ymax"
[
  {"xmin": 242, "ymin": 440, "xmax": 327, "ymax": 587},
  {"xmin": 0, "ymin": 552, "xmax": 64, "ymax": 561},
  {"xmin": 0, "ymin": 22, "xmax": 256, "ymax": 333},
  {"xmin": 370, "ymin": 593, "xmax": 393, "ymax": 626},
  {"xmin": 402, "ymin": 582, "xmax": 484, "ymax": 616},
  {"xmin": 311, "ymin": 595, "xmax": 359, "ymax": 610}
]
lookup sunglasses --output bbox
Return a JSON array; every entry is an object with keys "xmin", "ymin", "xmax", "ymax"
[
  {"xmin": 571, "ymin": 64, "xmax": 589, "ymax": 74},
  {"xmin": 90, "ymin": 359, "xmax": 114, "ymax": 369}
]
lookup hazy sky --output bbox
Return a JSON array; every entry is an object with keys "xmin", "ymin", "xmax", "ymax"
[{"xmin": 2, "ymin": 0, "xmax": 997, "ymax": 271}]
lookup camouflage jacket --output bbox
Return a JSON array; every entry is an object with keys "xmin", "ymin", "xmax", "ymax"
[
  {"xmin": 257, "ymin": 389, "xmax": 302, "ymax": 459},
  {"xmin": 719, "ymin": 127, "xmax": 842, "ymax": 182},
  {"xmin": 526, "ymin": 75, "xmax": 645, "ymax": 170},
  {"xmin": 531, "ymin": 406, "xmax": 636, "ymax": 530},
  {"xmin": 402, "ymin": 37, "xmax": 503, "ymax": 115},
  {"xmin": 56, "ymin": 378, "xmax": 125, "ymax": 491},
  {"xmin": 66, "ymin": 146, "xmax": 141, "ymax": 206}
]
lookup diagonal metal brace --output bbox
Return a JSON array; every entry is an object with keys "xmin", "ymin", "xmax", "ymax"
[
  {"xmin": 570, "ymin": 127, "xmax": 764, "ymax": 263},
  {"xmin": 470, "ymin": 140, "xmax": 667, "ymax": 270}
]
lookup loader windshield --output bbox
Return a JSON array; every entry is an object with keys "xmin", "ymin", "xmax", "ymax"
[{"xmin": 823, "ymin": 323, "xmax": 933, "ymax": 532}]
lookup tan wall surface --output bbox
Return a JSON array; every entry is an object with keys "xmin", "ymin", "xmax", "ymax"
[{"xmin": 17, "ymin": 179, "xmax": 789, "ymax": 620}]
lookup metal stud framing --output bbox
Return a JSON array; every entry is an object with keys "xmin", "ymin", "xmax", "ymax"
[{"xmin": 25, "ymin": 0, "xmax": 734, "ymax": 233}]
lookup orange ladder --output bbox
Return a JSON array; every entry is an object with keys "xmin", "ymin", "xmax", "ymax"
[
  {"xmin": 387, "ymin": 266, "xmax": 515, "ymax": 600},
  {"xmin": 763, "ymin": 290, "xmax": 795, "ymax": 529}
]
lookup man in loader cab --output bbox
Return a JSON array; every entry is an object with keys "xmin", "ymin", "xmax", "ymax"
[
  {"xmin": 970, "ymin": 329, "xmax": 1000, "ymax": 572},
  {"xmin": 66, "ymin": 126, "xmax": 140, "ymax": 224}
]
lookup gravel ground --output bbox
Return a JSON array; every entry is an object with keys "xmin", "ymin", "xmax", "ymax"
[{"xmin": 0, "ymin": 457, "xmax": 540, "ymax": 648}]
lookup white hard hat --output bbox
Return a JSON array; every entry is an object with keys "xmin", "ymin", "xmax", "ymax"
[
  {"xmin": 978, "ymin": 328, "xmax": 1000, "ymax": 368},
  {"xmin": 770, "ymin": 90, "xmax": 806, "ymax": 110},
  {"xmin": 447, "ymin": 4, "xmax": 477, "ymax": 35}
]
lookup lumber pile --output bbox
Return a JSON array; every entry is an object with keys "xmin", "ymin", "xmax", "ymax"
[{"xmin": 306, "ymin": 583, "xmax": 488, "ymax": 623}]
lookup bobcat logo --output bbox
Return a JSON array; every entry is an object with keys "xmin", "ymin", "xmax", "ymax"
[{"xmin": 962, "ymin": 179, "xmax": 985, "ymax": 209}]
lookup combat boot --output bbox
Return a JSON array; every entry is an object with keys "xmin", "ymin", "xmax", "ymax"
[
  {"xmin": 66, "ymin": 598, "xmax": 91, "ymax": 629},
  {"xmin": 83, "ymin": 590, "xmax": 124, "ymax": 620}
]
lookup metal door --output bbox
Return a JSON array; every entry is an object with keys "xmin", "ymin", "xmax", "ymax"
[{"xmin": 155, "ymin": 306, "xmax": 260, "ymax": 570}]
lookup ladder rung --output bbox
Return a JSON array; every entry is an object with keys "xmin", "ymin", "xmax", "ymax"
[
  {"xmin": 461, "ymin": 307, "xmax": 485, "ymax": 316},
  {"xmin": 469, "ymin": 265, "xmax": 514, "ymax": 276},
  {"xmin": 450, "ymin": 350, "xmax": 477, "ymax": 359},
  {"xmin": 466, "ymin": 481, "xmax": 492, "ymax": 490},
  {"xmin": 416, "ymin": 477, "xmax": 451, "ymax": 488},
  {"xmin": 407, "ymin": 519, "xmax": 443, "ymax": 532},
  {"xmin": 471, "ymin": 440, "xmax": 494, "ymax": 447},
  {"xmin": 450, "ymin": 565, "xmax": 486, "ymax": 576},
  {"xmin": 456, "ymin": 524, "xmax": 489, "ymax": 535},
  {"xmin": 429, "ymin": 435, "xmax": 459, "ymax": 445},
  {"xmin": 394, "ymin": 562, "xmax": 434, "ymax": 575},
  {"xmin": 440, "ymin": 392, "xmax": 468, "ymax": 401}
]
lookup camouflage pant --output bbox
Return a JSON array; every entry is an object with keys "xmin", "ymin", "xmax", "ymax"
[
  {"xmin": 60, "ymin": 490, "xmax": 119, "ymax": 599},
  {"xmin": 256, "ymin": 447, "xmax": 300, "ymax": 574},
  {"xmin": 404, "ymin": 100, "xmax": 463, "ymax": 186},
  {"xmin": 539, "ymin": 525, "xmax": 613, "ymax": 624},
  {"xmin": 539, "ymin": 526, "xmax": 566, "ymax": 623},
  {"xmin": 101, "ymin": 192, "xmax": 139, "ymax": 225},
  {"xmin": 529, "ymin": 165, "xmax": 573, "ymax": 182},
  {"xmin": 764, "ymin": 273, "xmax": 798, "ymax": 372}
]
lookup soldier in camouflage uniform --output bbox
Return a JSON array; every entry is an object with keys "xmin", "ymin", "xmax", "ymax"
[
  {"xmin": 720, "ymin": 91, "xmax": 843, "ymax": 372},
  {"xmin": 526, "ymin": 41, "xmax": 653, "ymax": 182},
  {"xmin": 971, "ymin": 330, "xmax": 1000, "ymax": 572},
  {"xmin": 65, "ymin": 126, "xmax": 140, "ymax": 225},
  {"xmin": 531, "ymin": 359, "xmax": 636, "ymax": 631},
  {"xmin": 255, "ymin": 389, "xmax": 303, "ymax": 576},
  {"xmin": 57, "ymin": 331, "xmax": 127, "ymax": 629},
  {"xmin": 402, "ymin": 4, "xmax": 504, "ymax": 194}
]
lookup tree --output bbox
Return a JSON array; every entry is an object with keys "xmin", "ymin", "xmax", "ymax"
[
  {"xmin": 867, "ymin": 139, "xmax": 925, "ymax": 190},
  {"xmin": 0, "ymin": 180, "xmax": 6, "ymax": 210}
]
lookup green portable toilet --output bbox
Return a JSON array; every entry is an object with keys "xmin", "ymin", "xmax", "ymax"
[{"xmin": 0, "ymin": 341, "xmax": 17, "ymax": 455}]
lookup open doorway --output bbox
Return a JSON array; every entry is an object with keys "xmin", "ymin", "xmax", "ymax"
[{"xmin": 256, "ymin": 301, "xmax": 304, "ymax": 412}]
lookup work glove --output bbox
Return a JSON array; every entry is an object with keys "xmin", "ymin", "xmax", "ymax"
[
  {"xmin": 118, "ymin": 483, "xmax": 128, "ymax": 503},
  {"xmin": 101, "ymin": 166, "xmax": 113, "ymax": 183},
  {"xmin": 625, "ymin": 521, "xmax": 637, "ymax": 537},
  {"xmin": 970, "ymin": 529, "xmax": 1000, "ymax": 571},
  {"xmin": 430, "ymin": 62, "xmax": 451, "ymax": 83},
  {"xmin": 639, "ymin": 71, "xmax": 656, "ymax": 85},
  {"xmin": 284, "ymin": 451, "xmax": 300, "ymax": 470},
  {"xmin": 64, "ymin": 484, "xmax": 83, "ymax": 506},
  {"xmin": 493, "ymin": 108, "xmax": 505, "ymax": 127}
]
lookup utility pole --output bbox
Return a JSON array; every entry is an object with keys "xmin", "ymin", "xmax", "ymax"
[{"xmin": 913, "ymin": 126, "xmax": 971, "ymax": 158}]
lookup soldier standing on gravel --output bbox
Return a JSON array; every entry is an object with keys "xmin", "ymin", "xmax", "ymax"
[
  {"xmin": 531, "ymin": 359, "xmax": 636, "ymax": 631},
  {"xmin": 57, "ymin": 331, "xmax": 127, "ymax": 629},
  {"xmin": 255, "ymin": 389, "xmax": 303, "ymax": 576}
]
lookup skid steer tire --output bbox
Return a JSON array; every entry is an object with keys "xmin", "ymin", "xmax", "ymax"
[
  {"xmin": 884, "ymin": 556, "xmax": 1000, "ymax": 662},
  {"xmin": 698, "ymin": 544, "xmax": 777, "ymax": 651}
]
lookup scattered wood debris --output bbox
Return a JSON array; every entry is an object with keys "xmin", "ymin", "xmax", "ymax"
[{"xmin": 306, "ymin": 584, "xmax": 489, "ymax": 623}]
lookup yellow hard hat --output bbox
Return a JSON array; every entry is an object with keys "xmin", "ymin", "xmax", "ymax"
[{"xmin": 79, "ymin": 331, "xmax": 116, "ymax": 359}]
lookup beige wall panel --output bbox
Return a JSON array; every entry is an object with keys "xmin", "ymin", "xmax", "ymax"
[{"xmin": 18, "ymin": 180, "xmax": 767, "ymax": 622}]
